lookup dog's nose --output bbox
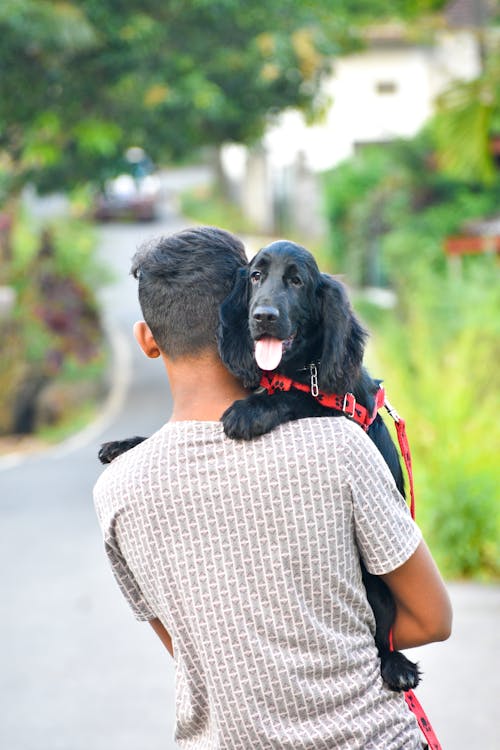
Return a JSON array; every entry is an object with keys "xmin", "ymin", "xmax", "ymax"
[{"xmin": 253, "ymin": 305, "xmax": 280, "ymax": 323}]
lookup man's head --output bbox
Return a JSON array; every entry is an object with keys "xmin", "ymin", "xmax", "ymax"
[{"xmin": 131, "ymin": 226, "xmax": 247, "ymax": 359}]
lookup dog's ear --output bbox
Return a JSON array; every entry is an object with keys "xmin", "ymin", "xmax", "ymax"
[
  {"xmin": 217, "ymin": 267, "xmax": 260, "ymax": 389},
  {"xmin": 317, "ymin": 274, "xmax": 367, "ymax": 392}
]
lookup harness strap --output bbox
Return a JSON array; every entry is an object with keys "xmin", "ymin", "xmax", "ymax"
[
  {"xmin": 260, "ymin": 372, "xmax": 384, "ymax": 432},
  {"xmin": 394, "ymin": 417, "xmax": 415, "ymax": 520},
  {"xmin": 383, "ymin": 397, "xmax": 415, "ymax": 520}
]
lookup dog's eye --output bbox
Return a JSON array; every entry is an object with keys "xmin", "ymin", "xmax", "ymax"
[
  {"xmin": 250, "ymin": 270, "xmax": 261, "ymax": 283},
  {"xmin": 290, "ymin": 276, "xmax": 303, "ymax": 287}
]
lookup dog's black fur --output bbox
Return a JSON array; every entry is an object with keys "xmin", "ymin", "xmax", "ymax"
[
  {"xmin": 98, "ymin": 239, "xmax": 420, "ymax": 692},
  {"xmin": 217, "ymin": 240, "xmax": 419, "ymax": 692}
]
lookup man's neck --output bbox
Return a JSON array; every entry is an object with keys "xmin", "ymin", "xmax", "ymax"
[{"xmin": 163, "ymin": 350, "xmax": 250, "ymax": 422}]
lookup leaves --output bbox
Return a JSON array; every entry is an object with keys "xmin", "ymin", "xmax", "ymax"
[
  {"xmin": 433, "ymin": 46, "xmax": 500, "ymax": 184},
  {"xmin": 357, "ymin": 257, "xmax": 500, "ymax": 579},
  {"xmin": 72, "ymin": 120, "xmax": 123, "ymax": 157},
  {"xmin": 0, "ymin": 0, "xmax": 96, "ymax": 52},
  {"xmin": 0, "ymin": 0, "xmax": 443, "ymax": 199}
]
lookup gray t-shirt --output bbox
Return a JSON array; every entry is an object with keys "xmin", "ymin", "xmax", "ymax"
[{"xmin": 94, "ymin": 417, "xmax": 423, "ymax": 749}]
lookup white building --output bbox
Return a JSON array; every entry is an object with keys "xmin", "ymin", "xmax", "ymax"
[
  {"xmin": 222, "ymin": 4, "xmax": 487, "ymax": 234},
  {"xmin": 263, "ymin": 24, "xmax": 482, "ymax": 172}
]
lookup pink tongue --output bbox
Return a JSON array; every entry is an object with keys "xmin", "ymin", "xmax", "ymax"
[{"xmin": 255, "ymin": 337, "xmax": 283, "ymax": 371}]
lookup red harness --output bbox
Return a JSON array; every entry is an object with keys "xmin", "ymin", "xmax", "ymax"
[
  {"xmin": 261, "ymin": 370, "xmax": 385, "ymax": 430},
  {"xmin": 260, "ymin": 369, "xmax": 440, "ymax": 749}
]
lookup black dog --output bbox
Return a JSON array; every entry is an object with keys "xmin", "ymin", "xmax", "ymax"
[
  {"xmin": 98, "ymin": 239, "xmax": 420, "ymax": 692},
  {"xmin": 217, "ymin": 240, "xmax": 419, "ymax": 693}
]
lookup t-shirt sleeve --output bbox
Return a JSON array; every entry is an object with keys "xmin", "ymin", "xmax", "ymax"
[
  {"xmin": 343, "ymin": 423, "xmax": 422, "ymax": 576},
  {"xmin": 104, "ymin": 520, "xmax": 156, "ymax": 621},
  {"xmin": 94, "ymin": 478, "xmax": 156, "ymax": 622}
]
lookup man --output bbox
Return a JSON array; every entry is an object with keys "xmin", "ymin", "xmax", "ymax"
[{"xmin": 94, "ymin": 226, "xmax": 451, "ymax": 749}]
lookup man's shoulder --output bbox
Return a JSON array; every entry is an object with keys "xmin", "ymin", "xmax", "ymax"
[
  {"xmin": 93, "ymin": 426, "xmax": 168, "ymax": 512},
  {"xmin": 93, "ymin": 420, "xmax": 220, "ymax": 503},
  {"xmin": 274, "ymin": 416, "xmax": 368, "ymax": 445},
  {"xmin": 270, "ymin": 417, "xmax": 378, "ymax": 473}
]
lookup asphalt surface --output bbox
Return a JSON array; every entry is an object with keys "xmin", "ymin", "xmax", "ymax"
[
  {"xmin": 1, "ymin": 198, "xmax": 499, "ymax": 749},
  {"xmin": 0, "ymin": 215, "xmax": 188, "ymax": 750}
]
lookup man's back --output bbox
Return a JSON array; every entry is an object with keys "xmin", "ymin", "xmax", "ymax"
[{"xmin": 94, "ymin": 417, "xmax": 422, "ymax": 749}]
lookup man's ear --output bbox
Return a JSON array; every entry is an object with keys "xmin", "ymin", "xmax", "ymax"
[{"xmin": 133, "ymin": 321, "xmax": 161, "ymax": 359}]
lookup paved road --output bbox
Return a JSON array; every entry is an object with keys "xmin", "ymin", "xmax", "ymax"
[
  {"xmin": 1, "ymin": 205, "xmax": 499, "ymax": 749},
  {"xmin": 0, "ymin": 216, "xmax": 187, "ymax": 750}
]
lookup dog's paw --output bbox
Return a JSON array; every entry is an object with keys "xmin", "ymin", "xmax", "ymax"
[
  {"xmin": 222, "ymin": 400, "xmax": 263, "ymax": 440},
  {"xmin": 98, "ymin": 440, "xmax": 128, "ymax": 464},
  {"xmin": 222, "ymin": 398, "xmax": 278, "ymax": 440},
  {"xmin": 98, "ymin": 436, "xmax": 146, "ymax": 464},
  {"xmin": 381, "ymin": 651, "xmax": 421, "ymax": 692}
]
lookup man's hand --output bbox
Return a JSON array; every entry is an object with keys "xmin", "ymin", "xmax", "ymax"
[{"xmin": 149, "ymin": 618, "xmax": 173, "ymax": 656}]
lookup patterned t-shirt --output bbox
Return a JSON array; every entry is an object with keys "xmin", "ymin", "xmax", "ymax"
[{"xmin": 94, "ymin": 417, "xmax": 423, "ymax": 749}]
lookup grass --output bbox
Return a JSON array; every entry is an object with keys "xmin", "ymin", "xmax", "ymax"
[
  {"xmin": 0, "ymin": 403, "xmax": 101, "ymax": 457},
  {"xmin": 0, "ymin": 348, "xmax": 110, "ymax": 457},
  {"xmin": 37, "ymin": 401, "xmax": 102, "ymax": 444},
  {"xmin": 357, "ymin": 268, "xmax": 500, "ymax": 581}
]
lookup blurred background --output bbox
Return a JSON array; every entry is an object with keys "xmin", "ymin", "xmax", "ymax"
[{"xmin": 1, "ymin": 1, "xmax": 499, "ymax": 748}]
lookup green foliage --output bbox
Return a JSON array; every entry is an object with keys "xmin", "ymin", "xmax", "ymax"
[
  {"xmin": 0, "ymin": 0, "xmax": 97, "ymax": 200},
  {"xmin": 10, "ymin": 215, "xmax": 107, "ymax": 285},
  {"xmin": 0, "ymin": 218, "xmax": 108, "ymax": 435},
  {"xmin": 322, "ymin": 145, "xmax": 410, "ymax": 280},
  {"xmin": 433, "ymin": 46, "xmax": 500, "ymax": 184},
  {"xmin": 0, "ymin": 0, "xmax": 96, "ymax": 49},
  {"xmin": 0, "ymin": 0, "xmax": 447, "ymax": 202},
  {"xmin": 323, "ymin": 126, "xmax": 500, "ymax": 578},
  {"xmin": 323, "ymin": 134, "xmax": 500, "ymax": 285},
  {"xmin": 359, "ymin": 264, "xmax": 499, "ymax": 579}
]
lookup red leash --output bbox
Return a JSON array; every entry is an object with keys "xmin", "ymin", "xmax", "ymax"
[
  {"xmin": 260, "ymin": 370, "xmax": 442, "ymax": 749},
  {"xmin": 385, "ymin": 635, "xmax": 442, "ymax": 749},
  {"xmin": 384, "ymin": 406, "xmax": 441, "ymax": 748},
  {"xmin": 404, "ymin": 690, "xmax": 442, "ymax": 750},
  {"xmin": 384, "ymin": 397, "xmax": 415, "ymax": 520}
]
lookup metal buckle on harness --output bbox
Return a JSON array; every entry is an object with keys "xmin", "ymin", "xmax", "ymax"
[
  {"xmin": 384, "ymin": 397, "xmax": 401, "ymax": 424},
  {"xmin": 342, "ymin": 392, "xmax": 356, "ymax": 419},
  {"xmin": 309, "ymin": 363, "xmax": 319, "ymax": 397}
]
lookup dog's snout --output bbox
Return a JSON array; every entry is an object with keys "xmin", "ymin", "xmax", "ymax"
[{"xmin": 253, "ymin": 305, "xmax": 280, "ymax": 323}]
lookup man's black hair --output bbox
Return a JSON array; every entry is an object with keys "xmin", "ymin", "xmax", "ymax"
[{"xmin": 131, "ymin": 226, "xmax": 247, "ymax": 357}]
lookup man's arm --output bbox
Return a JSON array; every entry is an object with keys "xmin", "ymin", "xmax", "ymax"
[
  {"xmin": 149, "ymin": 618, "xmax": 174, "ymax": 656},
  {"xmin": 381, "ymin": 540, "xmax": 452, "ymax": 650}
]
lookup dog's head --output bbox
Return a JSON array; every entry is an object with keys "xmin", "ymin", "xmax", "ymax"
[{"xmin": 218, "ymin": 240, "xmax": 367, "ymax": 392}]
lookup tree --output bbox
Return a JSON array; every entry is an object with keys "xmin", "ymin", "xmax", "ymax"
[
  {"xmin": 431, "ymin": 1, "xmax": 500, "ymax": 185},
  {"xmin": 0, "ymin": 0, "xmax": 448, "ymax": 204},
  {"xmin": 0, "ymin": 1, "xmax": 96, "ymax": 203},
  {"xmin": 433, "ymin": 45, "xmax": 500, "ymax": 184}
]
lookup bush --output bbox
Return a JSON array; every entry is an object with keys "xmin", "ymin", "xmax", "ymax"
[
  {"xmin": 322, "ymin": 134, "xmax": 500, "ymax": 285},
  {"xmin": 323, "ymin": 133, "xmax": 500, "ymax": 579},
  {"xmin": 357, "ymin": 262, "xmax": 500, "ymax": 579},
  {"xmin": 0, "ymin": 216, "xmax": 108, "ymax": 437}
]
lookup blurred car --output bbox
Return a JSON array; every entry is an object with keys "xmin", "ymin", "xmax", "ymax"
[{"xmin": 93, "ymin": 147, "xmax": 161, "ymax": 222}]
